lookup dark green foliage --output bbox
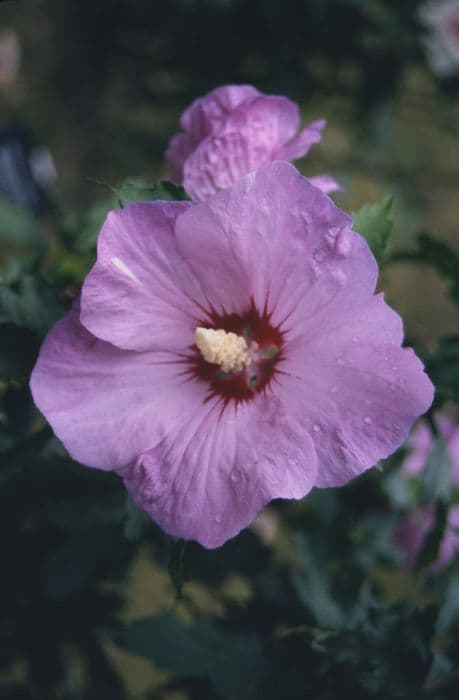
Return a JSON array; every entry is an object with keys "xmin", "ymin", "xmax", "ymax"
[
  {"xmin": 0, "ymin": 274, "xmax": 62, "ymax": 335},
  {"xmin": 0, "ymin": 196, "xmax": 42, "ymax": 250},
  {"xmin": 426, "ymin": 336, "xmax": 459, "ymax": 406},
  {"xmin": 113, "ymin": 613, "xmax": 262, "ymax": 699},
  {"xmin": 352, "ymin": 195, "xmax": 393, "ymax": 263},
  {"xmin": 168, "ymin": 538, "xmax": 187, "ymax": 600},
  {"xmin": 112, "ymin": 180, "xmax": 190, "ymax": 208}
]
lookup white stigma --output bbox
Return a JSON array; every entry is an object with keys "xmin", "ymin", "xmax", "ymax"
[{"xmin": 195, "ymin": 327, "xmax": 252, "ymax": 373}]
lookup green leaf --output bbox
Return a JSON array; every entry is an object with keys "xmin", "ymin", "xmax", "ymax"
[
  {"xmin": 0, "ymin": 323, "xmax": 39, "ymax": 380},
  {"xmin": 113, "ymin": 612, "xmax": 262, "ymax": 699},
  {"xmin": 292, "ymin": 534, "xmax": 344, "ymax": 629},
  {"xmin": 168, "ymin": 538, "xmax": 186, "ymax": 600},
  {"xmin": 0, "ymin": 195, "xmax": 42, "ymax": 249},
  {"xmin": 420, "ymin": 436, "xmax": 452, "ymax": 505},
  {"xmin": 110, "ymin": 180, "xmax": 190, "ymax": 208},
  {"xmin": 416, "ymin": 502, "xmax": 448, "ymax": 570},
  {"xmin": 123, "ymin": 495, "xmax": 148, "ymax": 541},
  {"xmin": 48, "ymin": 492, "xmax": 126, "ymax": 532},
  {"xmin": 0, "ymin": 275, "xmax": 62, "ymax": 335},
  {"xmin": 435, "ymin": 571, "xmax": 459, "ymax": 634},
  {"xmin": 352, "ymin": 195, "xmax": 393, "ymax": 263},
  {"xmin": 3, "ymin": 382, "xmax": 37, "ymax": 436},
  {"xmin": 67, "ymin": 198, "xmax": 112, "ymax": 254},
  {"xmin": 42, "ymin": 530, "xmax": 107, "ymax": 599},
  {"xmin": 425, "ymin": 335, "xmax": 459, "ymax": 405},
  {"xmin": 390, "ymin": 233, "xmax": 459, "ymax": 305}
]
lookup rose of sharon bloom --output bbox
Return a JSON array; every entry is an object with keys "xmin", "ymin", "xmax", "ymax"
[
  {"xmin": 419, "ymin": 0, "xmax": 459, "ymax": 76},
  {"xmin": 395, "ymin": 506, "xmax": 459, "ymax": 572},
  {"xmin": 396, "ymin": 413, "xmax": 459, "ymax": 571},
  {"xmin": 403, "ymin": 413, "xmax": 459, "ymax": 485},
  {"xmin": 30, "ymin": 163, "xmax": 433, "ymax": 548},
  {"xmin": 166, "ymin": 84, "xmax": 340, "ymax": 201}
]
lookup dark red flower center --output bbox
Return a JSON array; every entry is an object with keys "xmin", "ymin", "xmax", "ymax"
[{"xmin": 189, "ymin": 303, "xmax": 284, "ymax": 404}]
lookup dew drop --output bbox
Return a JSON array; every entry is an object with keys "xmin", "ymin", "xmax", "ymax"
[
  {"xmin": 313, "ymin": 248, "xmax": 327, "ymax": 263},
  {"xmin": 230, "ymin": 468, "xmax": 242, "ymax": 484},
  {"xmin": 363, "ymin": 416, "xmax": 372, "ymax": 425},
  {"xmin": 331, "ymin": 268, "xmax": 347, "ymax": 284},
  {"xmin": 335, "ymin": 228, "xmax": 351, "ymax": 256},
  {"xmin": 312, "ymin": 424, "xmax": 321, "ymax": 433},
  {"xmin": 327, "ymin": 226, "xmax": 341, "ymax": 240},
  {"xmin": 214, "ymin": 514, "xmax": 222, "ymax": 523}
]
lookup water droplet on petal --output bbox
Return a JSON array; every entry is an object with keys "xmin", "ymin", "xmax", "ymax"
[
  {"xmin": 230, "ymin": 469, "xmax": 242, "ymax": 483},
  {"xmin": 327, "ymin": 226, "xmax": 341, "ymax": 240},
  {"xmin": 313, "ymin": 248, "xmax": 327, "ymax": 263},
  {"xmin": 214, "ymin": 514, "xmax": 222, "ymax": 524},
  {"xmin": 312, "ymin": 424, "xmax": 321, "ymax": 433},
  {"xmin": 331, "ymin": 268, "xmax": 347, "ymax": 284},
  {"xmin": 363, "ymin": 416, "xmax": 372, "ymax": 425}
]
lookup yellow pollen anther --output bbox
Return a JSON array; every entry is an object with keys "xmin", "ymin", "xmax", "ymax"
[{"xmin": 195, "ymin": 327, "xmax": 251, "ymax": 373}]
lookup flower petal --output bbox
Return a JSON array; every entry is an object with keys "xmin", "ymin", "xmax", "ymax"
[
  {"xmin": 166, "ymin": 85, "xmax": 260, "ymax": 182},
  {"xmin": 165, "ymin": 132, "xmax": 195, "ymax": 183},
  {"xmin": 275, "ymin": 119, "xmax": 325, "ymax": 161},
  {"xmin": 30, "ymin": 305, "xmax": 208, "ymax": 471},
  {"xmin": 121, "ymin": 392, "xmax": 317, "ymax": 548},
  {"xmin": 279, "ymin": 295, "xmax": 434, "ymax": 487},
  {"xmin": 182, "ymin": 96, "xmax": 301, "ymax": 200},
  {"xmin": 307, "ymin": 174, "xmax": 342, "ymax": 194},
  {"xmin": 180, "ymin": 84, "xmax": 260, "ymax": 137},
  {"xmin": 80, "ymin": 201, "xmax": 208, "ymax": 352},
  {"xmin": 175, "ymin": 162, "xmax": 360, "ymax": 324}
]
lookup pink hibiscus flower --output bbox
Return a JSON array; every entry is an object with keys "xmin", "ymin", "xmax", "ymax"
[
  {"xmin": 166, "ymin": 84, "xmax": 340, "ymax": 201},
  {"xmin": 395, "ymin": 505, "xmax": 459, "ymax": 572},
  {"xmin": 403, "ymin": 413, "xmax": 459, "ymax": 486},
  {"xmin": 419, "ymin": 0, "xmax": 459, "ymax": 76},
  {"xmin": 395, "ymin": 413, "xmax": 459, "ymax": 571},
  {"xmin": 30, "ymin": 163, "xmax": 433, "ymax": 548}
]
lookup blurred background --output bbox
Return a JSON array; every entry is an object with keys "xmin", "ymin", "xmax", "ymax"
[{"xmin": 1, "ymin": 1, "xmax": 459, "ymax": 698}]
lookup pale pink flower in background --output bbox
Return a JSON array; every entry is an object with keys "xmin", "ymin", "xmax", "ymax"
[
  {"xmin": 166, "ymin": 84, "xmax": 340, "ymax": 201},
  {"xmin": 395, "ymin": 505, "xmax": 459, "ymax": 572},
  {"xmin": 402, "ymin": 413, "xmax": 459, "ymax": 486},
  {"xmin": 419, "ymin": 0, "xmax": 459, "ymax": 76},
  {"xmin": 395, "ymin": 413, "xmax": 459, "ymax": 572},
  {"xmin": 31, "ymin": 163, "xmax": 433, "ymax": 548}
]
